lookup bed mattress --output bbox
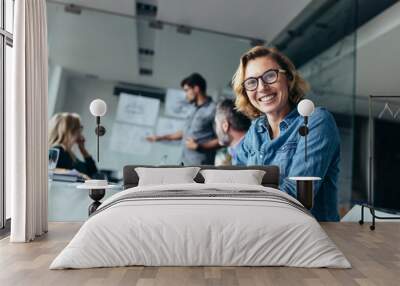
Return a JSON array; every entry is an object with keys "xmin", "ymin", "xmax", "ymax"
[{"xmin": 50, "ymin": 183, "xmax": 350, "ymax": 269}]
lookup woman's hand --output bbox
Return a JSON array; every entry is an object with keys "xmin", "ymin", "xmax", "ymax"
[
  {"xmin": 77, "ymin": 134, "xmax": 85, "ymax": 148},
  {"xmin": 77, "ymin": 134, "xmax": 90, "ymax": 158},
  {"xmin": 80, "ymin": 172, "xmax": 90, "ymax": 180}
]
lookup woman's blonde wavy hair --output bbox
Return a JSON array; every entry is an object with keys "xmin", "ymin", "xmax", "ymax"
[
  {"xmin": 48, "ymin": 112, "xmax": 82, "ymax": 160},
  {"xmin": 232, "ymin": 46, "xmax": 310, "ymax": 119}
]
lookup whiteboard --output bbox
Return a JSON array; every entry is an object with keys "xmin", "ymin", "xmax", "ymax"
[
  {"xmin": 109, "ymin": 122, "xmax": 153, "ymax": 155},
  {"xmin": 115, "ymin": 93, "xmax": 160, "ymax": 126}
]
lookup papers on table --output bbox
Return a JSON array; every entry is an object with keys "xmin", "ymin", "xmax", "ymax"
[{"xmin": 50, "ymin": 169, "xmax": 85, "ymax": 182}]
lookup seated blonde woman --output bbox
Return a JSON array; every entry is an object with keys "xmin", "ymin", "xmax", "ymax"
[{"xmin": 49, "ymin": 113, "xmax": 98, "ymax": 178}]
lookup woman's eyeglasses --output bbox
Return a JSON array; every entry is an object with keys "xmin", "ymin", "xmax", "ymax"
[{"xmin": 242, "ymin": 69, "xmax": 286, "ymax": 91}]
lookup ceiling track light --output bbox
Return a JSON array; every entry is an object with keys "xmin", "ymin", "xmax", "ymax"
[
  {"xmin": 64, "ymin": 4, "xmax": 82, "ymax": 15},
  {"xmin": 315, "ymin": 22, "xmax": 329, "ymax": 29},
  {"xmin": 250, "ymin": 39, "xmax": 265, "ymax": 47},
  {"xmin": 176, "ymin": 25, "xmax": 192, "ymax": 35},
  {"xmin": 287, "ymin": 29, "xmax": 303, "ymax": 38},
  {"xmin": 138, "ymin": 48, "xmax": 155, "ymax": 56},
  {"xmin": 139, "ymin": 68, "xmax": 153, "ymax": 76},
  {"xmin": 136, "ymin": 2, "xmax": 158, "ymax": 17},
  {"xmin": 149, "ymin": 20, "xmax": 164, "ymax": 30}
]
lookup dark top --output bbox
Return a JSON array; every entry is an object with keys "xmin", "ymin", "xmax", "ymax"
[
  {"xmin": 53, "ymin": 145, "xmax": 98, "ymax": 178},
  {"xmin": 181, "ymin": 97, "xmax": 217, "ymax": 165}
]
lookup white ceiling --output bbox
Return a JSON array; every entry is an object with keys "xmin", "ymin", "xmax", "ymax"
[
  {"xmin": 50, "ymin": 0, "xmax": 311, "ymax": 41},
  {"xmin": 47, "ymin": 1, "xmax": 251, "ymax": 93},
  {"xmin": 47, "ymin": 0, "xmax": 312, "ymax": 92},
  {"xmin": 156, "ymin": 0, "xmax": 311, "ymax": 41},
  {"xmin": 152, "ymin": 25, "xmax": 250, "ymax": 91}
]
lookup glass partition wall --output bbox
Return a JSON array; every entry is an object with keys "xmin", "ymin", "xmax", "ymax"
[
  {"xmin": 47, "ymin": 1, "xmax": 257, "ymax": 221},
  {"xmin": 295, "ymin": 1, "xmax": 358, "ymax": 215},
  {"xmin": 47, "ymin": 1, "xmax": 358, "ymax": 217},
  {"xmin": 47, "ymin": 1, "xmax": 252, "ymax": 170}
]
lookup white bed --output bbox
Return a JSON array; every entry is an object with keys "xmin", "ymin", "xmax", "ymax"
[{"xmin": 50, "ymin": 183, "xmax": 351, "ymax": 269}]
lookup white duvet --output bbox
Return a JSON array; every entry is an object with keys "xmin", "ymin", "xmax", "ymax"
[{"xmin": 50, "ymin": 183, "xmax": 351, "ymax": 269}]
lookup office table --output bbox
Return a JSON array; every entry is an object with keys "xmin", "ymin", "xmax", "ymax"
[{"xmin": 48, "ymin": 180, "xmax": 121, "ymax": 222}]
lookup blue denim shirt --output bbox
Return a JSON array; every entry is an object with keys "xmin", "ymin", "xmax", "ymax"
[{"xmin": 234, "ymin": 107, "xmax": 340, "ymax": 221}]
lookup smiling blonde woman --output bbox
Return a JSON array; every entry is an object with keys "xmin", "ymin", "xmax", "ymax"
[{"xmin": 231, "ymin": 46, "xmax": 341, "ymax": 222}]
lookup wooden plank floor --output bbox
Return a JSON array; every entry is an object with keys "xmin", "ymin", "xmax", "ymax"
[{"xmin": 0, "ymin": 222, "xmax": 399, "ymax": 286}]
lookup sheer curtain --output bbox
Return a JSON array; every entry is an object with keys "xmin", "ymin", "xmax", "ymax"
[{"xmin": 9, "ymin": 0, "xmax": 48, "ymax": 242}]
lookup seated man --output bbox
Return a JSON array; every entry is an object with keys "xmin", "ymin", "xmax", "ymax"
[{"xmin": 214, "ymin": 99, "xmax": 251, "ymax": 165}]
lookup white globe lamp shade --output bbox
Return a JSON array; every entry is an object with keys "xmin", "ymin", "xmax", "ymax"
[
  {"xmin": 90, "ymin": 99, "xmax": 107, "ymax": 117},
  {"xmin": 297, "ymin": 99, "xmax": 315, "ymax": 117}
]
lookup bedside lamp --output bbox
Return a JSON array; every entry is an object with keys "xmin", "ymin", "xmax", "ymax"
[
  {"xmin": 289, "ymin": 99, "xmax": 320, "ymax": 210},
  {"xmin": 297, "ymin": 99, "xmax": 315, "ymax": 162},
  {"xmin": 89, "ymin": 99, "xmax": 107, "ymax": 162}
]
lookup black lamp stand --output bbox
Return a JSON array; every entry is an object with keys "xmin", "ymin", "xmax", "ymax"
[
  {"xmin": 95, "ymin": 116, "xmax": 106, "ymax": 162},
  {"xmin": 299, "ymin": 116, "xmax": 309, "ymax": 162}
]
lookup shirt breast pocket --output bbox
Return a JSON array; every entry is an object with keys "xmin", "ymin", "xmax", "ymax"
[
  {"xmin": 276, "ymin": 141, "xmax": 297, "ymax": 177},
  {"xmin": 193, "ymin": 113, "xmax": 210, "ymax": 129},
  {"xmin": 246, "ymin": 149, "xmax": 259, "ymax": 165}
]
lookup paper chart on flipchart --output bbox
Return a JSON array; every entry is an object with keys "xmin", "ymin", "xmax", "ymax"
[{"xmin": 115, "ymin": 93, "xmax": 160, "ymax": 126}]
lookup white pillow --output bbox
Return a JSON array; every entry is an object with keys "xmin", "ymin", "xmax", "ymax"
[
  {"xmin": 135, "ymin": 167, "xmax": 201, "ymax": 186},
  {"xmin": 200, "ymin": 169, "xmax": 266, "ymax": 185}
]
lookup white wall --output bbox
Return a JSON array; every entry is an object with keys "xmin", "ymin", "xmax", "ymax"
[
  {"xmin": 47, "ymin": 2, "xmax": 139, "ymax": 84},
  {"xmin": 48, "ymin": 63, "xmax": 69, "ymax": 118}
]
